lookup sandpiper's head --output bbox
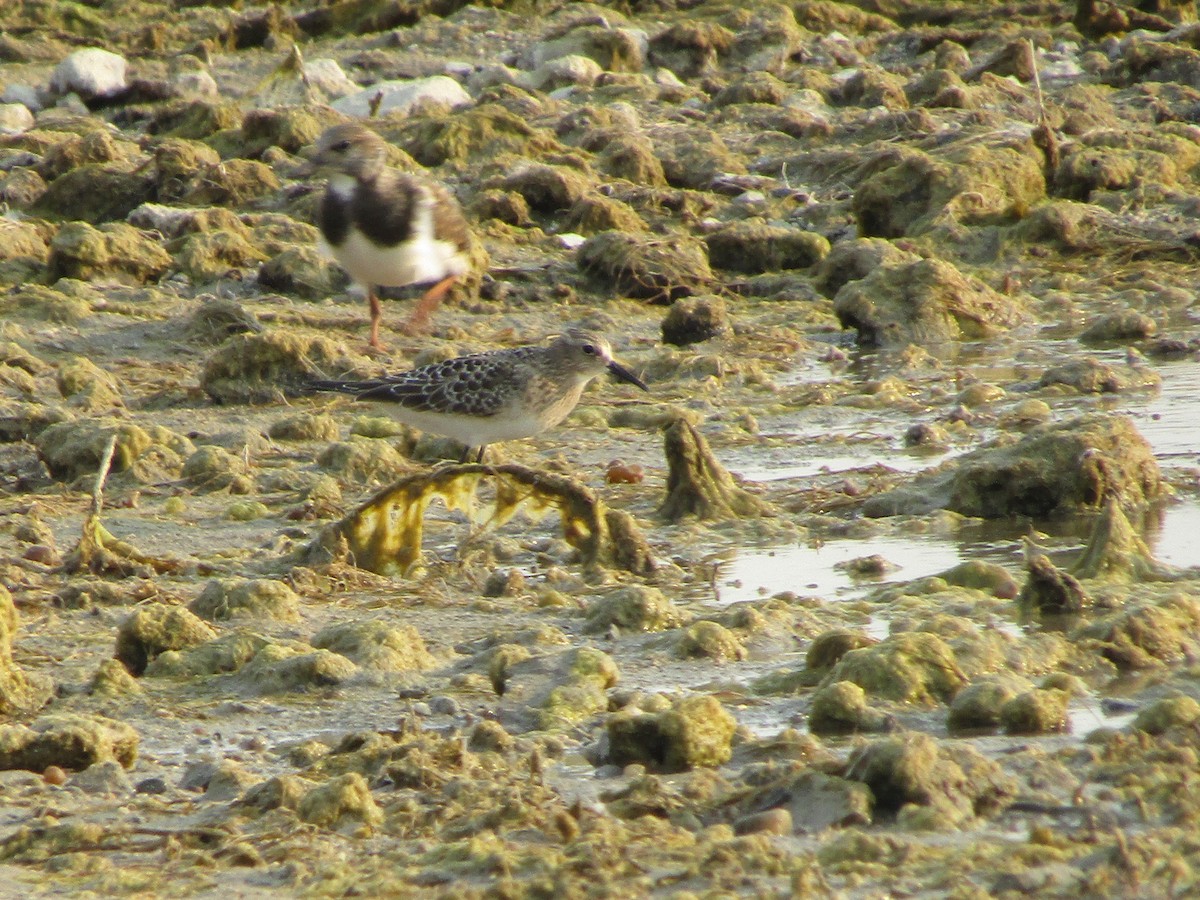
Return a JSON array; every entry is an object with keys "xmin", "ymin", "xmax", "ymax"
[
  {"xmin": 551, "ymin": 330, "xmax": 648, "ymax": 391},
  {"xmin": 309, "ymin": 123, "xmax": 389, "ymax": 180}
]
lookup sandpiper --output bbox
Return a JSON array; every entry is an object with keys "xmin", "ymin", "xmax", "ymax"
[
  {"xmin": 306, "ymin": 330, "xmax": 648, "ymax": 462},
  {"xmin": 308, "ymin": 122, "xmax": 472, "ymax": 349}
]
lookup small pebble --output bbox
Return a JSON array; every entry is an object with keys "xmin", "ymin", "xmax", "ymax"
[
  {"xmin": 135, "ymin": 777, "xmax": 168, "ymax": 794},
  {"xmin": 43, "ymin": 766, "xmax": 67, "ymax": 786},
  {"xmin": 734, "ymin": 808, "xmax": 793, "ymax": 836}
]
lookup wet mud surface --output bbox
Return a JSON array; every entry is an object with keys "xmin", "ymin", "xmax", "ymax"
[{"xmin": 3, "ymin": 0, "xmax": 1200, "ymax": 896}]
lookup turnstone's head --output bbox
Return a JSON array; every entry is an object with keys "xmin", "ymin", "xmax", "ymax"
[
  {"xmin": 310, "ymin": 123, "xmax": 389, "ymax": 180},
  {"xmin": 550, "ymin": 330, "xmax": 648, "ymax": 391}
]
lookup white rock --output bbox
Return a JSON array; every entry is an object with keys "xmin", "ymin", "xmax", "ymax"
[
  {"xmin": 172, "ymin": 70, "xmax": 219, "ymax": 99},
  {"xmin": 521, "ymin": 54, "xmax": 603, "ymax": 91},
  {"xmin": 557, "ymin": 233, "xmax": 586, "ymax": 250},
  {"xmin": 467, "ymin": 64, "xmax": 519, "ymax": 93},
  {"xmin": 1, "ymin": 84, "xmax": 41, "ymax": 111},
  {"xmin": 443, "ymin": 61, "xmax": 474, "ymax": 79},
  {"xmin": 303, "ymin": 58, "xmax": 358, "ymax": 100},
  {"xmin": 332, "ymin": 76, "xmax": 471, "ymax": 118},
  {"xmin": 50, "ymin": 47, "xmax": 128, "ymax": 100},
  {"xmin": 127, "ymin": 203, "xmax": 198, "ymax": 238},
  {"xmin": 0, "ymin": 103, "xmax": 35, "ymax": 133}
]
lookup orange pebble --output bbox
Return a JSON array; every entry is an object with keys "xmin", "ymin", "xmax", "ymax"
[
  {"xmin": 606, "ymin": 462, "xmax": 644, "ymax": 484},
  {"xmin": 43, "ymin": 766, "xmax": 67, "ymax": 785}
]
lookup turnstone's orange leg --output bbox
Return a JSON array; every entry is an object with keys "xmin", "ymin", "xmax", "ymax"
[
  {"xmin": 368, "ymin": 289, "xmax": 384, "ymax": 349},
  {"xmin": 401, "ymin": 275, "xmax": 458, "ymax": 335}
]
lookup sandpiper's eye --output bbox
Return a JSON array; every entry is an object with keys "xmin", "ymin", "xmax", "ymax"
[
  {"xmin": 331, "ymin": 139, "xmax": 352, "ymax": 152},
  {"xmin": 581, "ymin": 344, "xmax": 597, "ymax": 355}
]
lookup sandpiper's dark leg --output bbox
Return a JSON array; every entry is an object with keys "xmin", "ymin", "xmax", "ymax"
[
  {"xmin": 475, "ymin": 446, "xmax": 486, "ymax": 464},
  {"xmin": 402, "ymin": 275, "xmax": 458, "ymax": 335},
  {"xmin": 368, "ymin": 288, "xmax": 384, "ymax": 349}
]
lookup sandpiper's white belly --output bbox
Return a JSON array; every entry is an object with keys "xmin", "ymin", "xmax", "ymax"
[
  {"xmin": 378, "ymin": 405, "xmax": 550, "ymax": 446},
  {"xmin": 321, "ymin": 230, "xmax": 466, "ymax": 288}
]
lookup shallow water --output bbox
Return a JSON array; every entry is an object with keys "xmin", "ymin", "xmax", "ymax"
[{"xmin": 720, "ymin": 355, "xmax": 1200, "ymax": 604}]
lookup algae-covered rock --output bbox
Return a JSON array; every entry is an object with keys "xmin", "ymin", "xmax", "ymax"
[
  {"xmin": 35, "ymin": 165, "xmax": 156, "ymax": 224},
  {"xmin": 189, "ymin": 578, "xmax": 300, "ymax": 623},
  {"xmin": 498, "ymin": 163, "xmax": 592, "ymax": 213},
  {"xmin": 607, "ymin": 695, "xmax": 736, "ymax": 771},
  {"xmin": 813, "ymin": 238, "xmax": 921, "ymax": 298},
  {"xmin": 258, "ymin": 246, "xmax": 349, "ymax": 299},
  {"xmin": 184, "ymin": 298, "xmax": 262, "ymax": 345},
  {"xmin": 946, "ymin": 674, "xmax": 1032, "ymax": 732},
  {"xmin": 0, "ymin": 586, "xmax": 52, "ymax": 715},
  {"xmin": 1038, "ymin": 357, "xmax": 1160, "ymax": 394},
  {"xmin": 312, "ymin": 621, "xmax": 434, "ymax": 672},
  {"xmin": 661, "ymin": 295, "xmax": 729, "ymax": 346},
  {"xmin": 269, "ymin": 412, "xmax": 340, "ymax": 443},
  {"xmin": 999, "ymin": 688, "xmax": 1070, "ymax": 735},
  {"xmin": 536, "ymin": 647, "xmax": 619, "ymax": 730},
  {"xmin": 845, "ymin": 732, "xmax": 1013, "ymax": 823},
  {"xmin": 864, "ymin": 414, "xmax": 1163, "ymax": 519},
  {"xmin": 144, "ymin": 631, "xmax": 269, "ymax": 677},
  {"xmin": 48, "ymin": 221, "xmax": 170, "ymax": 284},
  {"xmin": 395, "ymin": 103, "xmax": 559, "ymax": 167},
  {"xmin": 174, "ymin": 230, "xmax": 268, "ymax": 282},
  {"xmin": 562, "ymin": 193, "xmax": 647, "ymax": 235},
  {"xmin": 852, "ymin": 142, "xmax": 1044, "ymax": 238},
  {"xmin": 316, "ymin": 438, "xmax": 412, "ymax": 485},
  {"xmin": 0, "ymin": 714, "xmax": 138, "ymax": 772},
  {"xmin": 824, "ymin": 632, "xmax": 967, "ymax": 705},
  {"xmin": 56, "ymin": 356, "xmax": 123, "ymax": 412},
  {"xmin": 1073, "ymin": 595, "xmax": 1200, "ymax": 669},
  {"xmin": 179, "ymin": 158, "xmax": 279, "ymax": 207},
  {"xmin": 201, "ymin": 331, "xmax": 360, "ymax": 404},
  {"xmin": 935, "ymin": 560, "xmax": 1019, "ymax": 599},
  {"xmin": 298, "ymin": 772, "xmax": 382, "ymax": 828},
  {"xmin": 235, "ymin": 644, "xmax": 358, "ymax": 693},
  {"xmin": 115, "ymin": 605, "xmax": 217, "ymax": 676},
  {"xmin": 88, "ymin": 658, "xmax": 142, "ymax": 698},
  {"xmin": 1079, "ymin": 311, "xmax": 1158, "ymax": 344},
  {"xmin": 806, "ymin": 630, "xmax": 879, "ymax": 672},
  {"xmin": 182, "ymin": 445, "xmax": 250, "ymax": 492},
  {"xmin": 703, "ymin": 220, "xmax": 830, "ymax": 273},
  {"xmin": 35, "ymin": 419, "xmax": 152, "ymax": 481},
  {"xmin": 202, "ymin": 760, "xmax": 256, "ymax": 802},
  {"xmin": 833, "ymin": 258, "xmax": 1025, "ymax": 348},
  {"xmin": 675, "ymin": 620, "xmax": 747, "ymax": 662},
  {"xmin": 585, "ymin": 585, "xmax": 689, "ymax": 634},
  {"xmin": 808, "ymin": 681, "xmax": 896, "ymax": 735},
  {"xmin": 240, "ymin": 774, "xmax": 309, "ymax": 812},
  {"xmin": 659, "ymin": 418, "xmax": 770, "ymax": 521},
  {"xmin": 577, "ymin": 230, "xmax": 713, "ymax": 303},
  {"xmin": 649, "ymin": 123, "xmax": 746, "ymax": 189},
  {"xmin": 1132, "ymin": 695, "xmax": 1200, "ymax": 735}
]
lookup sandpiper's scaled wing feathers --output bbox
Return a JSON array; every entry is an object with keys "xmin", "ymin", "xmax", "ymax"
[
  {"xmin": 324, "ymin": 349, "xmax": 537, "ymax": 416},
  {"xmin": 305, "ymin": 331, "xmax": 646, "ymax": 459}
]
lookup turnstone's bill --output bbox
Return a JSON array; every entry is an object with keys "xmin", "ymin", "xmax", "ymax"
[
  {"xmin": 309, "ymin": 122, "xmax": 472, "ymax": 349},
  {"xmin": 307, "ymin": 330, "xmax": 648, "ymax": 462}
]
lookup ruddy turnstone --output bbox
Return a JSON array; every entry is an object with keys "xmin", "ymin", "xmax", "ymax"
[
  {"xmin": 308, "ymin": 122, "xmax": 472, "ymax": 348},
  {"xmin": 307, "ymin": 330, "xmax": 648, "ymax": 462}
]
